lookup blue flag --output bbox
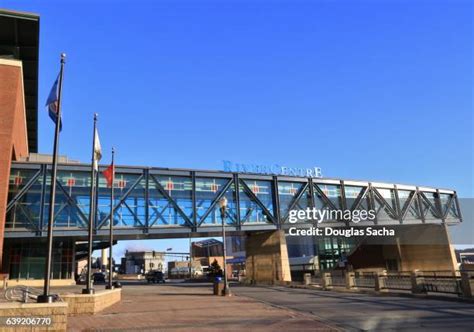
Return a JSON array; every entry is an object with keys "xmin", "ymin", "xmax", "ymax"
[{"xmin": 46, "ymin": 75, "xmax": 62, "ymax": 130}]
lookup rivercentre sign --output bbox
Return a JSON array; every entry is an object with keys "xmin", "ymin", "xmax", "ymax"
[{"xmin": 222, "ymin": 160, "xmax": 322, "ymax": 178}]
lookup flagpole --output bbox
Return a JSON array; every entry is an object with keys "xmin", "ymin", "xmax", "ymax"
[
  {"xmin": 83, "ymin": 113, "xmax": 98, "ymax": 294},
  {"xmin": 106, "ymin": 148, "xmax": 115, "ymax": 290},
  {"xmin": 38, "ymin": 53, "xmax": 66, "ymax": 303}
]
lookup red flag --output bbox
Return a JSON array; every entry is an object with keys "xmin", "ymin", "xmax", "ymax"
[{"xmin": 103, "ymin": 162, "xmax": 115, "ymax": 187}]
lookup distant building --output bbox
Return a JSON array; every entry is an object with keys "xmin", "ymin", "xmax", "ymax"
[
  {"xmin": 167, "ymin": 260, "xmax": 203, "ymax": 278},
  {"xmin": 122, "ymin": 251, "xmax": 165, "ymax": 274},
  {"xmin": 191, "ymin": 238, "xmax": 245, "ymax": 279},
  {"xmin": 192, "ymin": 239, "xmax": 223, "ymax": 266},
  {"xmin": 289, "ymin": 256, "xmax": 319, "ymax": 281},
  {"xmin": 456, "ymin": 248, "xmax": 474, "ymax": 270}
]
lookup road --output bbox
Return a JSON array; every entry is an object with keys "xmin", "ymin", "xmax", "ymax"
[
  {"xmin": 232, "ymin": 284, "xmax": 474, "ymax": 331},
  {"xmin": 67, "ymin": 281, "xmax": 336, "ymax": 331}
]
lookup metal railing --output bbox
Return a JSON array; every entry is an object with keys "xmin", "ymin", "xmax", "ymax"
[
  {"xmin": 311, "ymin": 271, "xmax": 324, "ymax": 286},
  {"xmin": 329, "ymin": 270, "xmax": 346, "ymax": 287},
  {"xmin": 302, "ymin": 270, "xmax": 472, "ymax": 298},
  {"xmin": 4, "ymin": 286, "xmax": 62, "ymax": 303},
  {"xmin": 421, "ymin": 271, "xmax": 462, "ymax": 295},
  {"xmin": 382, "ymin": 272, "xmax": 412, "ymax": 291},
  {"xmin": 354, "ymin": 272, "xmax": 376, "ymax": 288}
]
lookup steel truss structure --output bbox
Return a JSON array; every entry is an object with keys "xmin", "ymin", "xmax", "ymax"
[{"xmin": 5, "ymin": 162, "xmax": 462, "ymax": 239}]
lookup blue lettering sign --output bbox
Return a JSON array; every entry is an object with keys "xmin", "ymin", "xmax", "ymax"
[{"xmin": 222, "ymin": 160, "xmax": 322, "ymax": 178}]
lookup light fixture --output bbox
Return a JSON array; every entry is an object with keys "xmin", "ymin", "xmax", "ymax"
[{"xmin": 219, "ymin": 196, "xmax": 228, "ymax": 210}]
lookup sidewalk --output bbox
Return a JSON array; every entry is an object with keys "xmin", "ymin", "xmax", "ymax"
[{"xmin": 67, "ymin": 282, "xmax": 338, "ymax": 331}]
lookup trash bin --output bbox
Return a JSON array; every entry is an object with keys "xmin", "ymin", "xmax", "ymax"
[{"xmin": 213, "ymin": 277, "xmax": 224, "ymax": 295}]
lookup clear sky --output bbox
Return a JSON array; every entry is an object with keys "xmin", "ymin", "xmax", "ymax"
[{"xmin": 3, "ymin": 0, "xmax": 473, "ymax": 257}]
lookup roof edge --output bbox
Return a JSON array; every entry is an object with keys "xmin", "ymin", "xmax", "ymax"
[{"xmin": 0, "ymin": 8, "xmax": 39, "ymax": 20}]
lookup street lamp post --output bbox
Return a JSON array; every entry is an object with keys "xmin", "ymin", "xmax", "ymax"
[{"xmin": 219, "ymin": 197, "xmax": 230, "ymax": 296}]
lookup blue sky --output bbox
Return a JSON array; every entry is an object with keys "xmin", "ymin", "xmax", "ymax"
[{"xmin": 3, "ymin": 0, "xmax": 473, "ymax": 256}]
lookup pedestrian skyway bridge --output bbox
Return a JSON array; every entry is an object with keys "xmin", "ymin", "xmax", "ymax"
[{"xmin": 5, "ymin": 162, "xmax": 462, "ymax": 239}]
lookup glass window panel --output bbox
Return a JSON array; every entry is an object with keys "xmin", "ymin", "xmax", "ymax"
[
  {"xmin": 195, "ymin": 177, "xmax": 233, "ymax": 225},
  {"xmin": 314, "ymin": 184, "xmax": 347, "ymax": 222},
  {"xmin": 376, "ymin": 188, "xmax": 397, "ymax": 211},
  {"xmin": 398, "ymin": 190, "xmax": 420, "ymax": 220},
  {"xmin": 374, "ymin": 197, "xmax": 397, "ymax": 221},
  {"xmin": 201, "ymin": 183, "xmax": 238, "ymax": 226},
  {"xmin": 108, "ymin": 176, "xmax": 146, "ymax": 227},
  {"xmin": 278, "ymin": 181, "xmax": 305, "ymax": 218},
  {"xmin": 147, "ymin": 175, "xmax": 192, "ymax": 227},
  {"xmin": 6, "ymin": 240, "xmax": 73, "ymax": 280},
  {"xmin": 56, "ymin": 171, "xmax": 91, "ymax": 218},
  {"xmin": 448, "ymin": 199, "xmax": 459, "ymax": 218},
  {"xmin": 51, "ymin": 190, "xmax": 84, "ymax": 228},
  {"xmin": 6, "ymin": 169, "xmax": 43, "ymax": 230},
  {"xmin": 439, "ymin": 193, "xmax": 451, "ymax": 216},
  {"xmin": 344, "ymin": 186, "xmax": 364, "ymax": 210},
  {"xmin": 240, "ymin": 180, "xmax": 274, "ymax": 224},
  {"xmin": 421, "ymin": 192, "xmax": 439, "ymax": 220},
  {"xmin": 315, "ymin": 184, "xmax": 342, "ymax": 209},
  {"xmin": 8, "ymin": 168, "xmax": 40, "ymax": 197}
]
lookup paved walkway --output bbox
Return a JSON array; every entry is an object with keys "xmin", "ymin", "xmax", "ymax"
[
  {"xmin": 232, "ymin": 285, "xmax": 474, "ymax": 331},
  {"xmin": 67, "ymin": 282, "xmax": 337, "ymax": 331}
]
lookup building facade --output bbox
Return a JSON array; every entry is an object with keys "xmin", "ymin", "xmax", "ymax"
[
  {"xmin": 122, "ymin": 251, "xmax": 165, "ymax": 274},
  {"xmin": 0, "ymin": 9, "xmax": 464, "ymax": 284}
]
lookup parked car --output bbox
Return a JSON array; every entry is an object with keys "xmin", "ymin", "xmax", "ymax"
[
  {"xmin": 92, "ymin": 272, "xmax": 106, "ymax": 284},
  {"xmin": 146, "ymin": 270, "xmax": 165, "ymax": 283}
]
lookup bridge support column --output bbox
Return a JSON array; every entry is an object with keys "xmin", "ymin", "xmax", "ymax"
[{"xmin": 245, "ymin": 231, "xmax": 292, "ymax": 284}]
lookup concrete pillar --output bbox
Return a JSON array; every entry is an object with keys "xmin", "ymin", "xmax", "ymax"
[
  {"xmin": 245, "ymin": 231, "xmax": 291, "ymax": 284},
  {"xmin": 304, "ymin": 273, "xmax": 312, "ymax": 285},
  {"xmin": 375, "ymin": 270, "xmax": 387, "ymax": 292},
  {"xmin": 101, "ymin": 249, "xmax": 108, "ymax": 270},
  {"xmin": 321, "ymin": 272, "xmax": 332, "ymax": 290},
  {"xmin": 346, "ymin": 272, "xmax": 355, "ymax": 289},
  {"xmin": 460, "ymin": 271, "xmax": 474, "ymax": 298},
  {"xmin": 0, "ymin": 59, "xmax": 29, "ymax": 270},
  {"xmin": 410, "ymin": 270, "xmax": 426, "ymax": 294}
]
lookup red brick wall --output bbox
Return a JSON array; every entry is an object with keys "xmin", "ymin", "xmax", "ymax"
[{"xmin": 0, "ymin": 60, "xmax": 29, "ymax": 269}]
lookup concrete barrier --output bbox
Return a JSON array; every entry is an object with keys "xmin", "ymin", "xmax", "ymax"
[
  {"xmin": 0, "ymin": 302, "xmax": 68, "ymax": 331},
  {"xmin": 410, "ymin": 271, "xmax": 426, "ymax": 294},
  {"xmin": 61, "ymin": 289, "xmax": 121, "ymax": 316},
  {"xmin": 304, "ymin": 273, "xmax": 312, "ymax": 286},
  {"xmin": 345, "ymin": 272, "xmax": 355, "ymax": 289},
  {"xmin": 321, "ymin": 272, "xmax": 332, "ymax": 290}
]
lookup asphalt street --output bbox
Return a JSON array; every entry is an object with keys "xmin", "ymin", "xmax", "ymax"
[{"xmin": 232, "ymin": 284, "xmax": 474, "ymax": 331}]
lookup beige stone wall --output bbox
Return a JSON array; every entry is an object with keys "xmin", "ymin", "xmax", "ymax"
[
  {"xmin": 398, "ymin": 224, "xmax": 457, "ymax": 272},
  {"xmin": 349, "ymin": 224, "xmax": 458, "ymax": 272},
  {"xmin": 61, "ymin": 289, "xmax": 121, "ymax": 315},
  {"xmin": 245, "ymin": 230, "xmax": 291, "ymax": 284},
  {"xmin": 0, "ymin": 302, "xmax": 67, "ymax": 332}
]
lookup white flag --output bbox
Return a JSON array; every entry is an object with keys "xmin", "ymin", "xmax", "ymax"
[{"xmin": 93, "ymin": 128, "xmax": 102, "ymax": 171}]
